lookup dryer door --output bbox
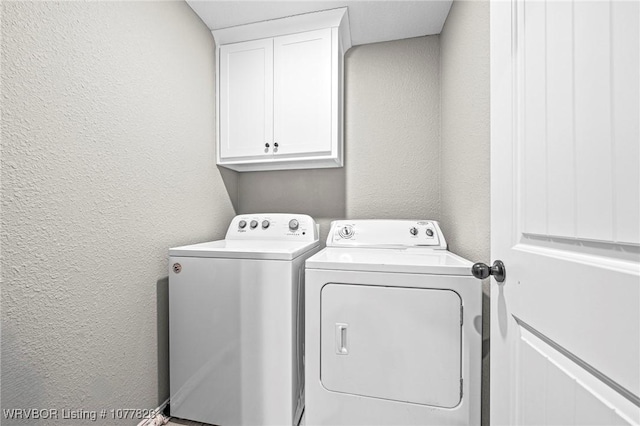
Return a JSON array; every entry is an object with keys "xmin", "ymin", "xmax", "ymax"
[{"xmin": 321, "ymin": 283, "xmax": 462, "ymax": 408}]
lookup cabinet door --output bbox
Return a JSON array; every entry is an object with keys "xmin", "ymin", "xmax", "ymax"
[
  {"xmin": 219, "ymin": 39, "xmax": 273, "ymax": 160},
  {"xmin": 273, "ymin": 28, "xmax": 332, "ymax": 157}
]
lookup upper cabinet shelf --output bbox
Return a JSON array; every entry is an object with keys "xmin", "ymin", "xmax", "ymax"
[{"xmin": 213, "ymin": 8, "xmax": 351, "ymax": 172}]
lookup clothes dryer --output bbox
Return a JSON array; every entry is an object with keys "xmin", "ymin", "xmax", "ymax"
[
  {"xmin": 169, "ymin": 214, "xmax": 319, "ymax": 425},
  {"xmin": 305, "ymin": 220, "xmax": 481, "ymax": 425}
]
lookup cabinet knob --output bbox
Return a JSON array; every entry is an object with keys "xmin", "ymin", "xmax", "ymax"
[
  {"xmin": 265, "ymin": 143, "xmax": 270, "ymax": 148},
  {"xmin": 274, "ymin": 142, "xmax": 279, "ymax": 148}
]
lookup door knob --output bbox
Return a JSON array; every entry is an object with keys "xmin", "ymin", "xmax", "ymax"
[{"xmin": 471, "ymin": 260, "xmax": 506, "ymax": 282}]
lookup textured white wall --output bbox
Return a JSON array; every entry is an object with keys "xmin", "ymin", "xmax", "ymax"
[
  {"xmin": 440, "ymin": 1, "xmax": 490, "ymax": 264},
  {"xmin": 440, "ymin": 2, "xmax": 490, "ymax": 425},
  {"xmin": 238, "ymin": 36, "xmax": 441, "ymax": 242},
  {"xmin": 345, "ymin": 37, "xmax": 440, "ymax": 220},
  {"xmin": 1, "ymin": 2, "xmax": 236, "ymax": 424}
]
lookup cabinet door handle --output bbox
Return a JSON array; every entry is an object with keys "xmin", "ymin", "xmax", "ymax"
[
  {"xmin": 265, "ymin": 143, "xmax": 270, "ymax": 148},
  {"xmin": 274, "ymin": 142, "xmax": 279, "ymax": 148}
]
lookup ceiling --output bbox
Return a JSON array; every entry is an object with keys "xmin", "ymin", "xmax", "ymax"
[{"xmin": 186, "ymin": 1, "xmax": 453, "ymax": 46}]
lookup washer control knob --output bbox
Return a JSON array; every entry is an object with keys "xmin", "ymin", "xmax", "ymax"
[
  {"xmin": 409, "ymin": 227, "xmax": 418, "ymax": 236},
  {"xmin": 289, "ymin": 219, "xmax": 299, "ymax": 231},
  {"xmin": 250, "ymin": 220, "xmax": 258, "ymax": 229},
  {"xmin": 238, "ymin": 220, "xmax": 247, "ymax": 229},
  {"xmin": 262, "ymin": 220, "xmax": 270, "ymax": 229},
  {"xmin": 426, "ymin": 228, "xmax": 434, "ymax": 237},
  {"xmin": 339, "ymin": 225, "xmax": 354, "ymax": 239}
]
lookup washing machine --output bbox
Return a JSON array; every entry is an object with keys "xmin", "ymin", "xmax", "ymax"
[
  {"xmin": 169, "ymin": 213, "xmax": 320, "ymax": 426},
  {"xmin": 305, "ymin": 220, "xmax": 481, "ymax": 425}
]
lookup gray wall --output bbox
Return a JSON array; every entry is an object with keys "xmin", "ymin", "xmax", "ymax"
[
  {"xmin": 440, "ymin": 1, "xmax": 490, "ymax": 264},
  {"xmin": 1, "ymin": 2, "xmax": 236, "ymax": 424},
  {"xmin": 238, "ymin": 36, "xmax": 441, "ymax": 242},
  {"xmin": 440, "ymin": 2, "xmax": 490, "ymax": 425}
]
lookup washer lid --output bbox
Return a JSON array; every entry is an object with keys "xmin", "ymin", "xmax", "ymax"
[
  {"xmin": 169, "ymin": 239, "xmax": 319, "ymax": 261},
  {"xmin": 305, "ymin": 247, "xmax": 473, "ymax": 275}
]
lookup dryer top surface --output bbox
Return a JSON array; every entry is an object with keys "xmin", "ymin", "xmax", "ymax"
[{"xmin": 305, "ymin": 247, "xmax": 473, "ymax": 275}]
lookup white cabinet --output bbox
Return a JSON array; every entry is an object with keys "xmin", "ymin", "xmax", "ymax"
[
  {"xmin": 274, "ymin": 29, "xmax": 332, "ymax": 158},
  {"xmin": 214, "ymin": 9, "xmax": 351, "ymax": 172},
  {"xmin": 219, "ymin": 39, "xmax": 273, "ymax": 160}
]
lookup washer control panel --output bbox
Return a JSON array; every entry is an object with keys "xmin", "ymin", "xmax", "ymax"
[
  {"xmin": 327, "ymin": 220, "xmax": 447, "ymax": 249},
  {"xmin": 226, "ymin": 213, "xmax": 318, "ymax": 242}
]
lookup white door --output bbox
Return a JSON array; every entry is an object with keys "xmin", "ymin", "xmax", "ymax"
[
  {"xmin": 491, "ymin": 1, "xmax": 639, "ymax": 425},
  {"xmin": 219, "ymin": 38, "xmax": 273, "ymax": 160},
  {"xmin": 273, "ymin": 28, "xmax": 332, "ymax": 157}
]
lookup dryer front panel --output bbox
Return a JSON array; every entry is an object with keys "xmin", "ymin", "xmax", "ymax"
[{"xmin": 320, "ymin": 283, "xmax": 462, "ymax": 408}]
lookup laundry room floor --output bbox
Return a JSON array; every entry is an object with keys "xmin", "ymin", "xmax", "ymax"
[
  {"xmin": 166, "ymin": 414, "xmax": 306, "ymax": 426},
  {"xmin": 166, "ymin": 418, "xmax": 211, "ymax": 426}
]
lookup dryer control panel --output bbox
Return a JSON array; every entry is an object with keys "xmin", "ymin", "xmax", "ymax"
[
  {"xmin": 226, "ymin": 213, "xmax": 318, "ymax": 242},
  {"xmin": 327, "ymin": 220, "xmax": 447, "ymax": 249}
]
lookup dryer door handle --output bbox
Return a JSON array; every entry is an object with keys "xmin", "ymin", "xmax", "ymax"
[{"xmin": 335, "ymin": 323, "xmax": 349, "ymax": 355}]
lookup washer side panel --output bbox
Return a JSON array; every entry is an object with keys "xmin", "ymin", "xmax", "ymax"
[{"xmin": 170, "ymin": 257, "xmax": 294, "ymax": 425}]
